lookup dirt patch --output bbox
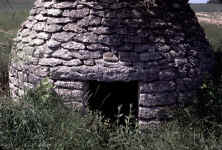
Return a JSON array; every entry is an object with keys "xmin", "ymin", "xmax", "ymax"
[{"xmin": 196, "ymin": 12, "xmax": 222, "ymax": 25}]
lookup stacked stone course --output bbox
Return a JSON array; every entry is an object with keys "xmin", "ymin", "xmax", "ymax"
[{"xmin": 9, "ymin": 0, "xmax": 214, "ymax": 125}]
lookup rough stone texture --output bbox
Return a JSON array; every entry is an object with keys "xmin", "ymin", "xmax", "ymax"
[{"xmin": 9, "ymin": 0, "xmax": 214, "ymax": 125}]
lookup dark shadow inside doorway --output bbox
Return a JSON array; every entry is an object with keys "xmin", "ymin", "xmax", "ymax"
[{"xmin": 87, "ymin": 81, "xmax": 139, "ymax": 124}]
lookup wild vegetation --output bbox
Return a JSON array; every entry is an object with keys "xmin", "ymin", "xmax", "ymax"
[
  {"xmin": 1, "ymin": 2, "xmax": 222, "ymax": 149},
  {"xmin": 1, "ymin": 78, "xmax": 222, "ymax": 150}
]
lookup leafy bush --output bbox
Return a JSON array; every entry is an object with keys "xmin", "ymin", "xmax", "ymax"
[{"xmin": 190, "ymin": 52, "xmax": 222, "ymax": 127}]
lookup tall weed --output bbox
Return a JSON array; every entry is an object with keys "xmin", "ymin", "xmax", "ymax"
[{"xmin": 1, "ymin": 78, "xmax": 222, "ymax": 150}]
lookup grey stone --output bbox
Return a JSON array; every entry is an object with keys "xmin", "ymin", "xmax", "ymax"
[
  {"xmin": 52, "ymin": 32, "xmax": 74, "ymax": 42},
  {"xmin": 26, "ymin": 73, "xmax": 41, "ymax": 85},
  {"xmin": 21, "ymin": 37, "xmax": 32, "ymax": 44},
  {"xmin": 88, "ymin": 16, "xmax": 102, "ymax": 26},
  {"xmin": 23, "ymin": 20, "xmax": 36, "ymax": 29},
  {"xmin": 159, "ymin": 69, "xmax": 176, "ymax": 80},
  {"xmin": 40, "ymin": 9, "xmax": 48, "ymax": 15},
  {"xmin": 52, "ymin": 2, "xmax": 75, "ymax": 9},
  {"xmin": 76, "ymin": 4, "xmax": 85, "ymax": 9},
  {"xmin": 30, "ymin": 8, "xmax": 37, "ymax": 15},
  {"xmin": 54, "ymin": 81, "xmax": 85, "ymax": 90},
  {"xmin": 18, "ymin": 89, "xmax": 25, "ymax": 97},
  {"xmin": 63, "ymin": 59, "xmax": 83, "ymax": 66},
  {"xmin": 50, "ymin": 66, "xmax": 83, "ymax": 80},
  {"xmin": 63, "ymin": 8, "xmax": 89, "ymax": 18},
  {"xmin": 9, "ymin": 76, "xmax": 19, "ymax": 87},
  {"xmin": 136, "ymin": 45, "xmax": 155, "ymax": 53},
  {"xmin": 47, "ymin": 8, "xmax": 63, "ymax": 16},
  {"xmin": 98, "ymin": 35, "xmax": 121, "ymax": 46},
  {"xmin": 22, "ymin": 46, "xmax": 35, "ymax": 55},
  {"xmin": 119, "ymin": 44, "xmax": 134, "ymax": 52},
  {"xmin": 140, "ymin": 81, "xmax": 176, "ymax": 93},
  {"xmin": 88, "ymin": 27, "xmax": 110, "ymax": 34},
  {"xmin": 102, "ymin": 61, "xmax": 122, "ymax": 68},
  {"xmin": 34, "ymin": 0, "xmax": 43, "ymax": 6},
  {"xmin": 139, "ymin": 52, "xmax": 162, "ymax": 62},
  {"xmin": 31, "ymin": 66, "xmax": 49, "ymax": 77},
  {"xmin": 91, "ymin": 10, "xmax": 105, "ymax": 17},
  {"xmin": 44, "ymin": 24, "xmax": 62, "ymax": 32},
  {"xmin": 55, "ymin": 88, "xmax": 83, "ymax": 102},
  {"xmin": 61, "ymin": 41, "xmax": 85, "ymax": 50},
  {"xmin": 175, "ymin": 58, "xmax": 188, "ymax": 67},
  {"xmin": 154, "ymin": 37, "xmax": 166, "ymax": 43},
  {"xmin": 35, "ymin": 14, "xmax": 47, "ymax": 21},
  {"xmin": 29, "ymin": 31, "xmax": 38, "ymax": 40},
  {"xmin": 119, "ymin": 52, "xmax": 138, "ymax": 62},
  {"xmin": 76, "ymin": 17, "xmax": 90, "ymax": 27},
  {"xmin": 63, "ymin": 23, "xmax": 87, "ymax": 33},
  {"xmin": 103, "ymin": 52, "xmax": 119, "ymax": 62},
  {"xmin": 20, "ymin": 29, "xmax": 31, "ymax": 37},
  {"xmin": 87, "ymin": 44, "xmax": 110, "ymax": 51},
  {"xmin": 132, "ymin": 9, "xmax": 142, "ymax": 18},
  {"xmin": 18, "ymin": 71, "xmax": 28, "ymax": 83},
  {"xmin": 84, "ymin": 59, "xmax": 95, "ymax": 66},
  {"xmin": 101, "ymin": 66, "xmax": 136, "ymax": 81},
  {"xmin": 29, "ymin": 58, "xmax": 39, "ymax": 65},
  {"xmin": 32, "ymin": 39, "xmax": 45, "ymax": 46},
  {"xmin": 139, "ymin": 93, "xmax": 177, "ymax": 107},
  {"xmin": 47, "ymin": 17, "xmax": 72, "ymax": 24},
  {"xmin": 38, "ymin": 45, "xmax": 54, "ymax": 56},
  {"xmin": 37, "ymin": 32, "xmax": 51, "ymax": 40},
  {"xmin": 33, "ymin": 22, "xmax": 46, "ymax": 31},
  {"xmin": 47, "ymin": 39, "xmax": 61, "ymax": 48},
  {"xmin": 159, "ymin": 45, "xmax": 170, "ymax": 52},
  {"xmin": 24, "ymin": 82, "xmax": 34, "ymax": 89},
  {"xmin": 78, "ymin": 50, "xmax": 102, "ymax": 60},
  {"xmin": 43, "ymin": 1, "xmax": 53, "ymax": 8},
  {"xmin": 52, "ymin": 48, "xmax": 73, "ymax": 60},
  {"xmin": 139, "ymin": 106, "xmax": 173, "ymax": 120},
  {"xmin": 74, "ymin": 32, "xmax": 98, "ymax": 43},
  {"xmin": 39, "ymin": 58, "xmax": 63, "ymax": 66}
]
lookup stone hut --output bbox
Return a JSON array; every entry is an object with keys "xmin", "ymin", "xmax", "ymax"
[{"xmin": 9, "ymin": 0, "xmax": 214, "ymax": 125}]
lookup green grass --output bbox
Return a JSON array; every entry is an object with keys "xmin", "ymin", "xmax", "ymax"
[
  {"xmin": 0, "ymin": 10, "xmax": 29, "ymax": 31},
  {"xmin": 1, "ymin": 79, "xmax": 222, "ymax": 150},
  {"xmin": 200, "ymin": 23, "xmax": 222, "ymax": 52},
  {"xmin": 0, "ymin": 0, "xmax": 34, "ymax": 11}
]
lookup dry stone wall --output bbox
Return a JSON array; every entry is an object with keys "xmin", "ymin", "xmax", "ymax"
[{"xmin": 9, "ymin": 0, "xmax": 214, "ymax": 125}]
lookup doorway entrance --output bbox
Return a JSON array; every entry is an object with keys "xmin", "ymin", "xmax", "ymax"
[{"xmin": 87, "ymin": 81, "xmax": 139, "ymax": 123}]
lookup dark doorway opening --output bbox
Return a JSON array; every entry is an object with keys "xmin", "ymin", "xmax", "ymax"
[{"xmin": 87, "ymin": 81, "xmax": 138, "ymax": 123}]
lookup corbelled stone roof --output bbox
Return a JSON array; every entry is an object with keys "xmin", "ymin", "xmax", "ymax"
[{"xmin": 9, "ymin": 0, "xmax": 214, "ymax": 124}]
